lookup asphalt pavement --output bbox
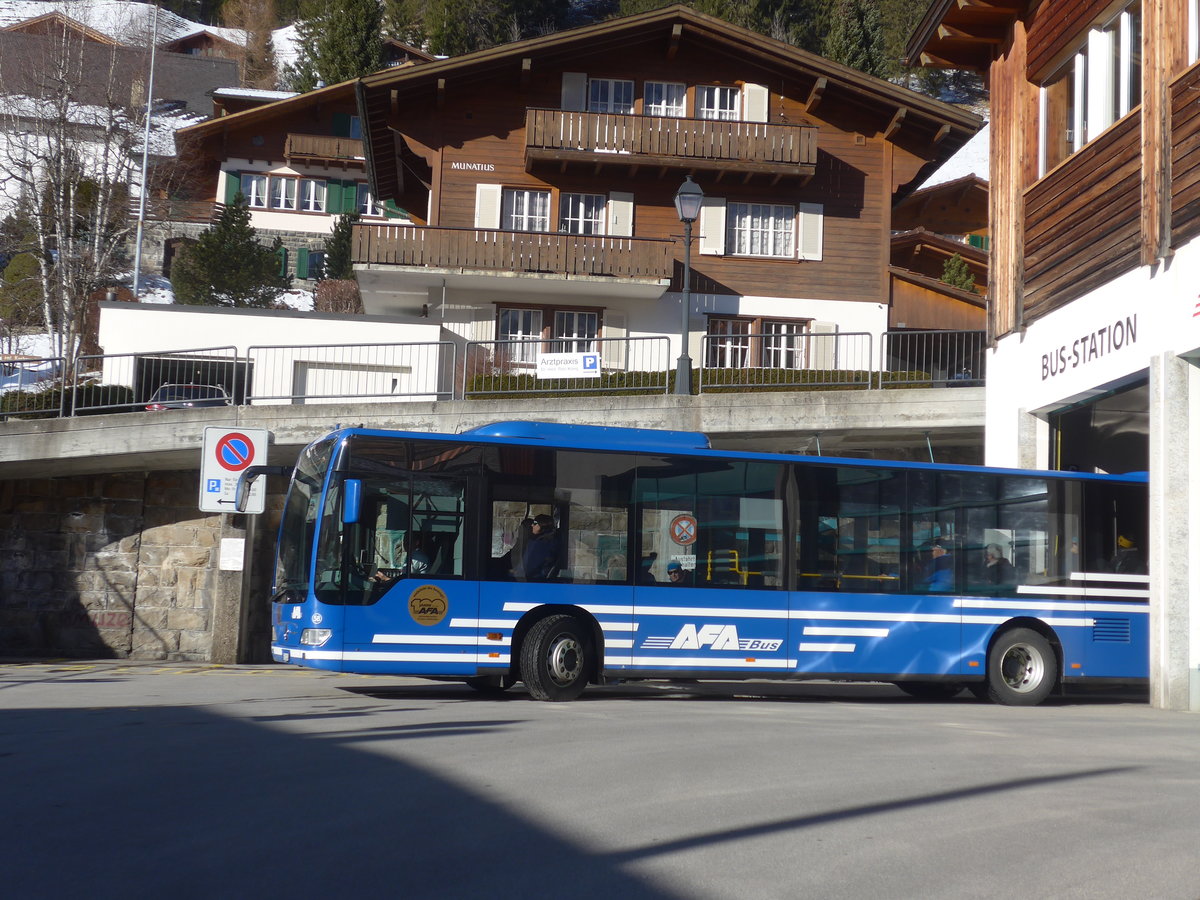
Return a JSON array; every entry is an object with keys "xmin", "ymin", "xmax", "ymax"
[{"xmin": 1, "ymin": 661, "xmax": 1197, "ymax": 899}]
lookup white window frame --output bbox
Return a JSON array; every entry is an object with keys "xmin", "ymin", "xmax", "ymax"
[
  {"xmin": 762, "ymin": 320, "xmax": 811, "ymax": 369},
  {"xmin": 726, "ymin": 202, "xmax": 795, "ymax": 258},
  {"xmin": 240, "ymin": 173, "xmax": 267, "ymax": 208},
  {"xmin": 498, "ymin": 307, "xmax": 544, "ymax": 363},
  {"xmin": 357, "ymin": 183, "xmax": 383, "ymax": 217},
  {"xmin": 559, "ymin": 193, "xmax": 606, "ymax": 235},
  {"xmin": 300, "ymin": 178, "xmax": 326, "ymax": 213},
  {"xmin": 270, "ymin": 176, "xmax": 297, "ymax": 211},
  {"xmin": 1191, "ymin": 0, "xmax": 1199, "ymax": 63},
  {"xmin": 588, "ymin": 78, "xmax": 635, "ymax": 114},
  {"xmin": 706, "ymin": 318, "xmax": 751, "ymax": 368},
  {"xmin": 502, "ymin": 188, "xmax": 551, "ymax": 232},
  {"xmin": 697, "ymin": 85, "xmax": 740, "ymax": 121},
  {"xmin": 644, "ymin": 81, "xmax": 686, "ymax": 117},
  {"xmin": 553, "ymin": 310, "xmax": 598, "ymax": 352}
]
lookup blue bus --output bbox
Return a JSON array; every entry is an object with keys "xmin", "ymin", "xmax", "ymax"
[{"xmin": 263, "ymin": 421, "xmax": 1149, "ymax": 705}]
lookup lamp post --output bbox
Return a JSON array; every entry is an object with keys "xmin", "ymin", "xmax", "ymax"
[{"xmin": 673, "ymin": 175, "xmax": 703, "ymax": 395}]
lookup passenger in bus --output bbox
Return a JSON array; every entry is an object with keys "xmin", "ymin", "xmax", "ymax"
[
  {"xmin": 984, "ymin": 543, "xmax": 1017, "ymax": 585},
  {"xmin": 919, "ymin": 539, "xmax": 955, "ymax": 591},
  {"xmin": 521, "ymin": 514, "xmax": 559, "ymax": 581},
  {"xmin": 1109, "ymin": 533, "xmax": 1146, "ymax": 575},
  {"xmin": 666, "ymin": 560, "xmax": 691, "ymax": 585}
]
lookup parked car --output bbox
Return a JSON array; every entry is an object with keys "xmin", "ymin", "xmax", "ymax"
[{"xmin": 145, "ymin": 383, "xmax": 231, "ymax": 410}]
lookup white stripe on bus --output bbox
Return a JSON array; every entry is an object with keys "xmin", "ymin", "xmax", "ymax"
[
  {"xmin": 803, "ymin": 626, "xmax": 889, "ymax": 638},
  {"xmin": 629, "ymin": 656, "xmax": 796, "ymax": 669},
  {"xmin": 1071, "ymin": 571, "xmax": 1150, "ymax": 583},
  {"xmin": 288, "ymin": 649, "xmax": 510, "ymax": 664},
  {"xmin": 957, "ymin": 598, "xmax": 1149, "ymax": 614},
  {"xmin": 797, "ymin": 642, "xmax": 856, "ymax": 652},
  {"xmin": 1016, "ymin": 585, "xmax": 1149, "ymax": 599},
  {"xmin": 372, "ymin": 634, "xmax": 510, "ymax": 646}
]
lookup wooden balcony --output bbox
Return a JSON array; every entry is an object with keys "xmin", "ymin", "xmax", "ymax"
[
  {"xmin": 525, "ymin": 109, "xmax": 818, "ymax": 180},
  {"xmin": 1171, "ymin": 62, "xmax": 1200, "ymax": 248},
  {"xmin": 353, "ymin": 224, "xmax": 674, "ymax": 284},
  {"xmin": 284, "ymin": 134, "xmax": 365, "ymax": 168}
]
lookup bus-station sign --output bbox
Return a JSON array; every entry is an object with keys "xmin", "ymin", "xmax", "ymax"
[{"xmin": 200, "ymin": 427, "xmax": 270, "ymax": 514}]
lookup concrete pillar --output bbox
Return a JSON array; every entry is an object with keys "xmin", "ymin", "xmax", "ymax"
[
  {"xmin": 1015, "ymin": 408, "xmax": 1047, "ymax": 470},
  {"xmin": 1147, "ymin": 353, "xmax": 1199, "ymax": 711},
  {"xmin": 209, "ymin": 514, "xmax": 248, "ymax": 664}
]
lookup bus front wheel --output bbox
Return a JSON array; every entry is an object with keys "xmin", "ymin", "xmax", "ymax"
[
  {"xmin": 521, "ymin": 614, "xmax": 591, "ymax": 701},
  {"xmin": 987, "ymin": 628, "xmax": 1058, "ymax": 706}
]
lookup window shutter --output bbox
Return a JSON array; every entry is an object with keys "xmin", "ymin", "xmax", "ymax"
[
  {"xmin": 601, "ymin": 311, "xmax": 627, "ymax": 369},
  {"xmin": 743, "ymin": 83, "xmax": 769, "ymax": 122},
  {"xmin": 561, "ymin": 72, "xmax": 587, "ymax": 111},
  {"xmin": 331, "ymin": 112, "xmax": 351, "ymax": 137},
  {"xmin": 296, "ymin": 246, "xmax": 310, "ymax": 279},
  {"xmin": 326, "ymin": 179, "xmax": 344, "ymax": 215},
  {"xmin": 343, "ymin": 181, "xmax": 357, "ymax": 213},
  {"xmin": 475, "ymin": 183, "xmax": 502, "ymax": 229},
  {"xmin": 383, "ymin": 199, "xmax": 403, "ymax": 219},
  {"xmin": 809, "ymin": 321, "xmax": 838, "ymax": 370},
  {"xmin": 276, "ymin": 246, "xmax": 288, "ymax": 277},
  {"xmin": 798, "ymin": 202, "xmax": 824, "ymax": 261},
  {"xmin": 698, "ymin": 197, "xmax": 726, "ymax": 255},
  {"xmin": 223, "ymin": 171, "xmax": 240, "ymax": 205},
  {"xmin": 607, "ymin": 192, "xmax": 633, "ymax": 236}
]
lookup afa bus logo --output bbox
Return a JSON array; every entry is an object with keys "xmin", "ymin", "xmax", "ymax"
[
  {"xmin": 642, "ymin": 623, "xmax": 782, "ymax": 652},
  {"xmin": 409, "ymin": 585, "xmax": 448, "ymax": 626}
]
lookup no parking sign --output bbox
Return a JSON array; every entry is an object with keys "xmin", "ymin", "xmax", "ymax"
[{"xmin": 199, "ymin": 427, "xmax": 270, "ymax": 514}]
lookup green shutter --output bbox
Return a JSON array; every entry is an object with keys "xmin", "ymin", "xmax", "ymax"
[
  {"xmin": 383, "ymin": 199, "xmax": 404, "ymax": 219},
  {"xmin": 224, "ymin": 171, "xmax": 241, "ymax": 205},
  {"xmin": 332, "ymin": 112, "xmax": 351, "ymax": 137},
  {"xmin": 276, "ymin": 246, "xmax": 288, "ymax": 277},
  {"xmin": 326, "ymin": 180, "xmax": 343, "ymax": 215},
  {"xmin": 344, "ymin": 181, "xmax": 358, "ymax": 213},
  {"xmin": 296, "ymin": 246, "xmax": 310, "ymax": 279}
]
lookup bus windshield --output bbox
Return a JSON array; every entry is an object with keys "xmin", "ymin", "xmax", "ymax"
[{"xmin": 273, "ymin": 436, "xmax": 336, "ymax": 599}]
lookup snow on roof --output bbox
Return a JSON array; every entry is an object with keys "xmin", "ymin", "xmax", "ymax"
[
  {"xmin": 213, "ymin": 87, "xmax": 297, "ymax": 100},
  {"xmin": 1, "ymin": 2, "xmax": 298, "ymax": 73},
  {"xmin": 5, "ymin": 92, "xmax": 203, "ymax": 154},
  {"xmin": 919, "ymin": 120, "xmax": 990, "ymax": 189}
]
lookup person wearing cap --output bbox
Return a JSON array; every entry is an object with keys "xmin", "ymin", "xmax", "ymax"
[
  {"xmin": 521, "ymin": 513, "xmax": 559, "ymax": 581},
  {"xmin": 919, "ymin": 538, "xmax": 954, "ymax": 591},
  {"xmin": 1109, "ymin": 533, "xmax": 1146, "ymax": 575},
  {"xmin": 666, "ymin": 560, "xmax": 690, "ymax": 585}
]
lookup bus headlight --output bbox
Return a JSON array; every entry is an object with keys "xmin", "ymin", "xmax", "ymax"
[{"xmin": 300, "ymin": 628, "xmax": 333, "ymax": 646}]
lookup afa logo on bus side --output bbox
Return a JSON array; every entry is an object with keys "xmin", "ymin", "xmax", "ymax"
[{"xmin": 409, "ymin": 585, "xmax": 448, "ymax": 626}]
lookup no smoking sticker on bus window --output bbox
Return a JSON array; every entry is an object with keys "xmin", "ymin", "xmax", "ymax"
[{"xmin": 670, "ymin": 514, "xmax": 698, "ymax": 545}]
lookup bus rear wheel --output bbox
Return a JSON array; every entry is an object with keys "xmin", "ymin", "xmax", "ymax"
[
  {"xmin": 894, "ymin": 682, "xmax": 964, "ymax": 700},
  {"xmin": 521, "ymin": 614, "xmax": 591, "ymax": 701},
  {"xmin": 987, "ymin": 628, "xmax": 1058, "ymax": 706}
]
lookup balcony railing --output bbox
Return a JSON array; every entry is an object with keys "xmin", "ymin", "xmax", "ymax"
[
  {"xmin": 526, "ymin": 109, "xmax": 818, "ymax": 175},
  {"xmin": 284, "ymin": 133, "xmax": 365, "ymax": 165},
  {"xmin": 354, "ymin": 224, "xmax": 675, "ymax": 281}
]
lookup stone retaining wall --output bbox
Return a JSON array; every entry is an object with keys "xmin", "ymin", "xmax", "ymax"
[{"xmin": 0, "ymin": 471, "xmax": 277, "ymax": 661}]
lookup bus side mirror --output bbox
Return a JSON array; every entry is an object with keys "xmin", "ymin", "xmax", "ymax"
[
  {"xmin": 235, "ymin": 465, "xmax": 292, "ymax": 513},
  {"xmin": 343, "ymin": 479, "xmax": 362, "ymax": 524}
]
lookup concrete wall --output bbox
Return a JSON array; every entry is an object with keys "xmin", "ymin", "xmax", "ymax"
[{"xmin": 0, "ymin": 471, "xmax": 278, "ymax": 662}]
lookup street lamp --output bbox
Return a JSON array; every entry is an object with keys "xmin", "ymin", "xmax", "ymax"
[{"xmin": 673, "ymin": 175, "xmax": 703, "ymax": 395}]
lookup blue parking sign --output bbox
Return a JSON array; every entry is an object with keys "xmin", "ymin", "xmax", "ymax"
[{"xmin": 206, "ymin": 478, "xmax": 222, "ymax": 493}]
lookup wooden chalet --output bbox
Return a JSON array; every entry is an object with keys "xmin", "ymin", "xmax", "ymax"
[
  {"xmin": 350, "ymin": 3, "xmax": 983, "ymax": 356},
  {"xmin": 909, "ymin": 0, "xmax": 1200, "ymax": 710}
]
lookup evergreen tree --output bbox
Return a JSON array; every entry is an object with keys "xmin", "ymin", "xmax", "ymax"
[
  {"xmin": 941, "ymin": 252, "xmax": 977, "ymax": 294},
  {"xmin": 823, "ymin": 0, "xmax": 887, "ymax": 78},
  {"xmin": 287, "ymin": 0, "xmax": 384, "ymax": 91},
  {"xmin": 323, "ymin": 210, "xmax": 360, "ymax": 280},
  {"xmin": 170, "ymin": 194, "xmax": 292, "ymax": 307}
]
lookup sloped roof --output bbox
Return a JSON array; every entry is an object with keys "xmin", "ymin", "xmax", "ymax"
[{"xmin": 357, "ymin": 3, "xmax": 984, "ymax": 204}]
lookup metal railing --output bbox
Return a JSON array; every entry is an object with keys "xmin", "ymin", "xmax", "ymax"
[
  {"xmin": 699, "ymin": 332, "xmax": 875, "ymax": 392},
  {"xmin": 246, "ymin": 341, "xmax": 458, "ymax": 404},
  {"xmin": 0, "ymin": 356, "xmax": 67, "ymax": 417},
  {"xmin": 73, "ymin": 346, "xmax": 243, "ymax": 414},
  {"xmin": 462, "ymin": 336, "xmax": 672, "ymax": 398},
  {"xmin": 0, "ymin": 331, "xmax": 987, "ymax": 420},
  {"xmin": 880, "ymin": 330, "xmax": 987, "ymax": 387}
]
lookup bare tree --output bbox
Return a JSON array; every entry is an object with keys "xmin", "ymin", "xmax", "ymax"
[
  {"xmin": 222, "ymin": 0, "xmax": 281, "ymax": 90},
  {"xmin": 0, "ymin": 12, "xmax": 163, "ymax": 362}
]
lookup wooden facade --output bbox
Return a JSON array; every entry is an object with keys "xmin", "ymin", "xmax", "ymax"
[
  {"xmin": 354, "ymin": 4, "xmax": 980, "ymax": 312},
  {"xmin": 909, "ymin": 0, "xmax": 1200, "ymax": 336}
]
